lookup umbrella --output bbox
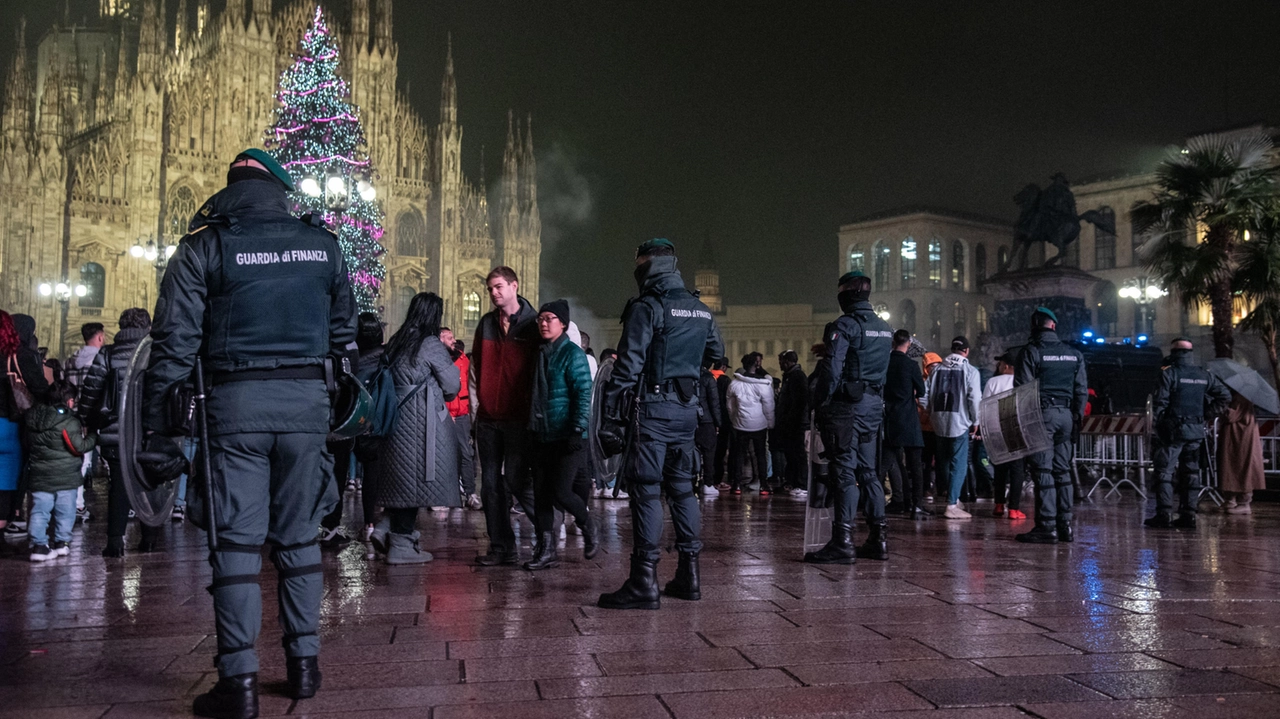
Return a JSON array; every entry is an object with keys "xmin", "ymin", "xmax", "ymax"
[{"xmin": 1207, "ymin": 358, "xmax": 1280, "ymax": 414}]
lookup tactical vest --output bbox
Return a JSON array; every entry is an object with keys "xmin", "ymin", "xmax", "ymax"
[
  {"xmin": 640, "ymin": 287, "xmax": 717, "ymax": 387},
  {"xmin": 837, "ymin": 308, "xmax": 893, "ymax": 387},
  {"xmin": 1167, "ymin": 364, "xmax": 1211, "ymax": 420},
  {"xmin": 204, "ymin": 216, "xmax": 343, "ymax": 365},
  {"xmin": 1029, "ymin": 340, "xmax": 1081, "ymax": 403}
]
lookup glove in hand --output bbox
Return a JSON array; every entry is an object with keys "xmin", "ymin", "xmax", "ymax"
[
  {"xmin": 598, "ymin": 419, "xmax": 626, "ymax": 458},
  {"xmin": 136, "ymin": 434, "xmax": 189, "ymax": 490}
]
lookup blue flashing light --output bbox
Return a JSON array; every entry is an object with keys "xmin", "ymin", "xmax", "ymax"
[
  {"xmin": 1082, "ymin": 330, "xmax": 1094, "ymax": 339},
  {"xmin": 1137, "ymin": 334, "xmax": 1149, "ymax": 343},
  {"xmin": 1094, "ymin": 337, "xmax": 1106, "ymax": 344}
]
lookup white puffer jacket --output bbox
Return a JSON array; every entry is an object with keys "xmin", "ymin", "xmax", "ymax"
[{"xmin": 726, "ymin": 372, "xmax": 776, "ymax": 432}]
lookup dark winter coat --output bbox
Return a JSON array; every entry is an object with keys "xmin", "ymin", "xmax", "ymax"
[
  {"xmin": 371, "ymin": 337, "xmax": 461, "ymax": 509},
  {"xmin": 698, "ymin": 368, "xmax": 721, "ymax": 428},
  {"xmin": 883, "ymin": 350, "xmax": 925, "ymax": 448},
  {"xmin": 78, "ymin": 326, "xmax": 150, "ymax": 445},
  {"xmin": 1, "ymin": 314, "xmax": 50, "ymax": 421},
  {"xmin": 715, "ymin": 371, "xmax": 732, "ymax": 426},
  {"xmin": 777, "ymin": 364, "xmax": 810, "ymax": 436},
  {"xmin": 24, "ymin": 403, "xmax": 96, "ymax": 493},
  {"xmin": 529, "ymin": 334, "xmax": 593, "ymax": 442},
  {"xmin": 472, "ymin": 296, "xmax": 540, "ymax": 423}
]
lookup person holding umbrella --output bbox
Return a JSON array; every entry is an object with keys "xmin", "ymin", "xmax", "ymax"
[
  {"xmin": 1207, "ymin": 357, "xmax": 1279, "ymax": 515},
  {"xmin": 1146, "ymin": 338, "xmax": 1231, "ymax": 529}
]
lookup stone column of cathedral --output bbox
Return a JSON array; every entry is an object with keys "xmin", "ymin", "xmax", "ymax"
[{"xmin": 436, "ymin": 37, "xmax": 463, "ymax": 328}]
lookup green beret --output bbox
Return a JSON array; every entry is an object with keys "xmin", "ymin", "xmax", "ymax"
[
  {"xmin": 838, "ymin": 271, "xmax": 867, "ymax": 286},
  {"xmin": 234, "ymin": 148, "xmax": 296, "ymax": 191},
  {"xmin": 1033, "ymin": 306, "xmax": 1058, "ymax": 323},
  {"xmin": 636, "ymin": 238, "xmax": 675, "ymax": 256}
]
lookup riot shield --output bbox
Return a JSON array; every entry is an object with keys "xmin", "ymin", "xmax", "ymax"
[
  {"xmin": 803, "ymin": 416, "xmax": 834, "ymax": 553},
  {"xmin": 589, "ymin": 357, "xmax": 622, "ymax": 488},
  {"xmin": 117, "ymin": 336, "xmax": 180, "ymax": 526},
  {"xmin": 979, "ymin": 379, "xmax": 1053, "ymax": 465}
]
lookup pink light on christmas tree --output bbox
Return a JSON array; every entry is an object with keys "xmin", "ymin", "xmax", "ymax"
[{"xmin": 264, "ymin": 5, "xmax": 386, "ymax": 312}]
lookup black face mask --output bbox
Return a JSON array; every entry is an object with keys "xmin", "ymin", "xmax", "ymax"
[
  {"xmin": 634, "ymin": 262, "xmax": 650, "ymax": 289},
  {"xmin": 838, "ymin": 290, "xmax": 866, "ymax": 314},
  {"xmin": 1170, "ymin": 348, "xmax": 1192, "ymax": 362}
]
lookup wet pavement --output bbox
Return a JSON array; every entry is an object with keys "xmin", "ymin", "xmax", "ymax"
[{"xmin": 3, "ymin": 490, "xmax": 1280, "ymax": 718}]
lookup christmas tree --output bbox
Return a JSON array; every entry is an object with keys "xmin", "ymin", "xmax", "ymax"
[{"xmin": 265, "ymin": 5, "xmax": 385, "ymax": 312}]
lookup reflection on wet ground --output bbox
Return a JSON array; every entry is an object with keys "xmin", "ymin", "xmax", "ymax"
[{"xmin": 3, "ymin": 491, "xmax": 1280, "ymax": 717}]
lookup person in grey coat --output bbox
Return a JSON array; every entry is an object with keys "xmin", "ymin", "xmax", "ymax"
[{"xmin": 369, "ymin": 292, "xmax": 461, "ymax": 564}]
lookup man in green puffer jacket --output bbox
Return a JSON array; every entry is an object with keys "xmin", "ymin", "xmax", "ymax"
[
  {"xmin": 525, "ymin": 299, "xmax": 596, "ymax": 570},
  {"xmin": 25, "ymin": 383, "xmax": 96, "ymax": 561}
]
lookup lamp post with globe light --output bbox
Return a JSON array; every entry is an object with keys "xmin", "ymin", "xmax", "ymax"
[
  {"xmin": 36, "ymin": 278, "xmax": 87, "ymax": 358},
  {"xmin": 131, "ymin": 234, "xmax": 178, "ymax": 289},
  {"xmin": 297, "ymin": 172, "xmax": 376, "ymax": 213},
  {"xmin": 1118, "ymin": 276, "xmax": 1166, "ymax": 340}
]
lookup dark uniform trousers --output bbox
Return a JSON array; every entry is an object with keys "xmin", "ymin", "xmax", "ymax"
[
  {"xmin": 205, "ymin": 431, "xmax": 336, "ymax": 679},
  {"xmin": 1028, "ymin": 405, "xmax": 1074, "ymax": 526},
  {"xmin": 627, "ymin": 397, "xmax": 702, "ymax": 562},
  {"xmin": 821, "ymin": 394, "xmax": 885, "ymax": 526},
  {"xmin": 1153, "ymin": 439, "xmax": 1202, "ymax": 516},
  {"xmin": 476, "ymin": 419, "xmax": 538, "ymax": 554}
]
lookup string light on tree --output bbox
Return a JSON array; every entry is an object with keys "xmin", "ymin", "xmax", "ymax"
[{"xmin": 264, "ymin": 5, "xmax": 385, "ymax": 312}]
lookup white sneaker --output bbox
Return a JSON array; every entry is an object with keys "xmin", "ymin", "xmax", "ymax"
[
  {"xmin": 615, "ymin": 489, "xmax": 629, "ymax": 500},
  {"xmin": 1227, "ymin": 502, "xmax": 1253, "ymax": 515},
  {"xmin": 466, "ymin": 494, "xmax": 483, "ymax": 510},
  {"xmin": 944, "ymin": 504, "xmax": 972, "ymax": 519},
  {"xmin": 702, "ymin": 484, "xmax": 720, "ymax": 497},
  {"xmin": 790, "ymin": 487, "xmax": 809, "ymax": 498}
]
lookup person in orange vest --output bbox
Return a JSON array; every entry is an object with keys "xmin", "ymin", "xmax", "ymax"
[{"xmin": 440, "ymin": 328, "xmax": 481, "ymax": 510}]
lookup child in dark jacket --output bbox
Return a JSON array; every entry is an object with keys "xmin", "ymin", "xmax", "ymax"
[{"xmin": 25, "ymin": 382, "xmax": 96, "ymax": 561}]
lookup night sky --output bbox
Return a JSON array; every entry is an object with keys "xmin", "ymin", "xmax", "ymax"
[{"xmin": 5, "ymin": 0, "xmax": 1280, "ymax": 322}]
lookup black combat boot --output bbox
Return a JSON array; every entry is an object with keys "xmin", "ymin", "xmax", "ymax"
[
  {"xmin": 287, "ymin": 656, "xmax": 321, "ymax": 699},
  {"xmin": 1056, "ymin": 521, "xmax": 1073, "ymax": 543},
  {"xmin": 664, "ymin": 552, "xmax": 701, "ymax": 600},
  {"xmin": 1144, "ymin": 513, "xmax": 1173, "ymax": 529},
  {"xmin": 598, "ymin": 554, "xmax": 661, "ymax": 610},
  {"xmin": 523, "ymin": 532, "xmax": 560, "ymax": 570},
  {"xmin": 580, "ymin": 519, "xmax": 598, "ymax": 560},
  {"xmin": 193, "ymin": 673, "xmax": 258, "ymax": 719},
  {"xmin": 804, "ymin": 522, "xmax": 856, "ymax": 564},
  {"xmin": 102, "ymin": 536, "xmax": 125, "ymax": 558},
  {"xmin": 855, "ymin": 521, "xmax": 889, "ymax": 560},
  {"xmin": 1016, "ymin": 524, "xmax": 1058, "ymax": 544},
  {"xmin": 1173, "ymin": 513, "xmax": 1197, "ymax": 529}
]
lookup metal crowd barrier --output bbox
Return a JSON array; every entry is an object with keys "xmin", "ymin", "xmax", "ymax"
[
  {"xmin": 1074, "ymin": 414, "xmax": 1150, "ymax": 500},
  {"xmin": 1259, "ymin": 419, "xmax": 1280, "ymax": 483}
]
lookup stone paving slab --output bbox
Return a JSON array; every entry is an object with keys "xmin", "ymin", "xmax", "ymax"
[{"xmin": 3, "ymin": 492, "xmax": 1280, "ymax": 716}]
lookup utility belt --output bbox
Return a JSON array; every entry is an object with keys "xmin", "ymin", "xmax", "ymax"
[
  {"xmin": 643, "ymin": 377, "xmax": 699, "ymax": 403},
  {"xmin": 1041, "ymin": 396, "xmax": 1071, "ymax": 408},
  {"xmin": 836, "ymin": 380, "xmax": 882, "ymax": 403},
  {"xmin": 210, "ymin": 365, "xmax": 327, "ymax": 386}
]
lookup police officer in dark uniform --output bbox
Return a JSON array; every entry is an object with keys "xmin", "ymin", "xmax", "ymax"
[
  {"xmin": 804, "ymin": 272, "xmax": 894, "ymax": 564},
  {"xmin": 1146, "ymin": 337, "xmax": 1230, "ymax": 529},
  {"xmin": 142, "ymin": 149, "xmax": 357, "ymax": 719},
  {"xmin": 597, "ymin": 239, "xmax": 724, "ymax": 610},
  {"xmin": 1014, "ymin": 307, "xmax": 1087, "ymax": 544}
]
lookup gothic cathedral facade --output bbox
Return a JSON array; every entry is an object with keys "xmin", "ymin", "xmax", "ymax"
[{"xmin": 0, "ymin": 0, "xmax": 540, "ymax": 353}]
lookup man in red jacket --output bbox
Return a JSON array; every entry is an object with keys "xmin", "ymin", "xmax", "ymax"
[
  {"xmin": 471, "ymin": 267, "xmax": 541, "ymax": 566},
  {"xmin": 441, "ymin": 328, "xmax": 481, "ymax": 510}
]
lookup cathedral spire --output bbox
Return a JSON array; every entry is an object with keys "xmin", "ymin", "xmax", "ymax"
[
  {"xmin": 174, "ymin": 0, "xmax": 188, "ymax": 54},
  {"xmin": 2, "ymin": 17, "xmax": 31, "ymax": 139},
  {"xmin": 224, "ymin": 0, "xmax": 245, "ymax": 28},
  {"xmin": 439, "ymin": 33, "xmax": 456, "ymax": 126},
  {"xmin": 351, "ymin": 0, "xmax": 369, "ymax": 53},
  {"xmin": 374, "ymin": 0, "xmax": 393, "ymax": 49},
  {"xmin": 520, "ymin": 113, "xmax": 536, "ymax": 210},
  {"xmin": 197, "ymin": 0, "xmax": 209, "ymax": 37},
  {"xmin": 251, "ymin": 0, "xmax": 271, "ymax": 32}
]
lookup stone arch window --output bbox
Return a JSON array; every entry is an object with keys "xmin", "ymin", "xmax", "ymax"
[
  {"xmin": 929, "ymin": 299, "xmax": 942, "ymax": 347},
  {"xmin": 847, "ymin": 245, "xmax": 865, "ymax": 275},
  {"xmin": 1095, "ymin": 206, "xmax": 1117, "ymax": 270},
  {"xmin": 79, "ymin": 263, "xmax": 105, "ymax": 309},
  {"xmin": 463, "ymin": 290, "xmax": 482, "ymax": 324},
  {"xmin": 166, "ymin": 185, "xmax": 199, "ymax": 238},
  {"xmin": 901, "ymin": 237, "xmax": 917, "ymax": 290},
  {"xmin": 899, "ymin": 300, "xmax": 916, "ymax": 333},
  {"xmin": 976, "ymin": 305, "xmax": 989, "ymax": 333},
  {"xmin": 873, "ymin": 241, "xmax": 890, "ymax": 292},
  {"xmin": 927, "ymin": 239, "xmax": 942, "ymax": 288},
  {"xmin": 396, "ymin": 210, "xmax": 427, "ymax": 257},
  {"xmin": 951, "ymin": 240, "xmax": 965, "ymax": 290},
  {"xmin": 953, "ymin": 302, "xmax": 967, "ymax": 337},
  {"xmin": 975, "ymin": 244, "xmax": 987, "ymax": 283},
  {"xmin": 998, "ymin": 246, "xmax": 1010, "ymax": 271}
]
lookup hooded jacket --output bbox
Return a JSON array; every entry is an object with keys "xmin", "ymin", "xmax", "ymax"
[
  {"xmin": 25, "ymin": 403, "xmax": 96, "ymax": 493},
  {"xmin": 923, "ymin": 353, "xmax": 981, "ymax": 439},
  {"xmin": 78, "ymin": 325, "xmax": 150, "ymax": 444},
  {"xmin": 65, "ymin": 345, "xmax": 100, "ymax": 386},
  {"xmin": 472, "ymin": 295, "xmax": 539, "ymax": 423},
  {"xmin": 777, "ymin": 364, "xmax": 810, "ymax": 433},
  {"xmin": 1, "ymin": 314, "xmax": 50, "ymax": 420},
  {"xmin": 726, "ymin": 371, "xmax": 776, "ymax": 432}
]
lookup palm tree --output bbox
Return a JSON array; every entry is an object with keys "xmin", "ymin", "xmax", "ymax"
[
  {"xmin": 1132, "ymin": 129, "xmax": 1279, "ymax": 358},
  {"xmin": 1236, "ymin": 216, "xmax": 1280, "ymax": 389}
]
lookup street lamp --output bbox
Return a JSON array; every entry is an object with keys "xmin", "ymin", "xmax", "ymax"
[
  {"xmin": 36, "ymin": 278, "xmax": 87, "ymax": 358},
  {"xmin": 131, "ymin": 235, "xmax": 178, "ymax": 288},
  {"xmin": 1119, "ymin": 276, "xmax": 1166, "ymax": 338}
]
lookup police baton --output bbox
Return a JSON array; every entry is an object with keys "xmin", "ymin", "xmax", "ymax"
[{"xmin": 194, "ymin": 357, "xmax": 219, "ymax": 552}]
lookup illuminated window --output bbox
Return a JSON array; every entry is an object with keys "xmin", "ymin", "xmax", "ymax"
[
  {"xmin": 847, "ymin": 246, "xmax": 865, "ymax": 275},
  {"xmin": 998, "ymin": 246, "xmax": 1010, "ymax": 271},
  {"xmin": 976, "ymin": 305, "xmax": 988, "ymax": 333},
  {"xmin": 166, "ymin": 185, "xmax": 198, "ymax": 238},
  {"xmin": 873, "ymin": 241, "xmax": 890, "ymax": 291},
  {"xmin": 951, "ymin": 240, "xmax": 965, "ymax": 289},
  {"xmin": 463, "ymin": 291, "xmax": 482, "ymax": 323},
  {"xmin": 901, "ymin": 238, "xmax": 917, "ymax": 290},
  {"xmin": 927, "ymin": 239, "xmax": 942, "ymax": 288},
  {"xmin": 79, "ymin": 263, "xmax": 105, "ymax": 309}
]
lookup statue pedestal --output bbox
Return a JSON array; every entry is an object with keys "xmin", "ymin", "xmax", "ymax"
[{"xmin": 984, "ymin": 266, "xmax": 1101, "ymax": 348}]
